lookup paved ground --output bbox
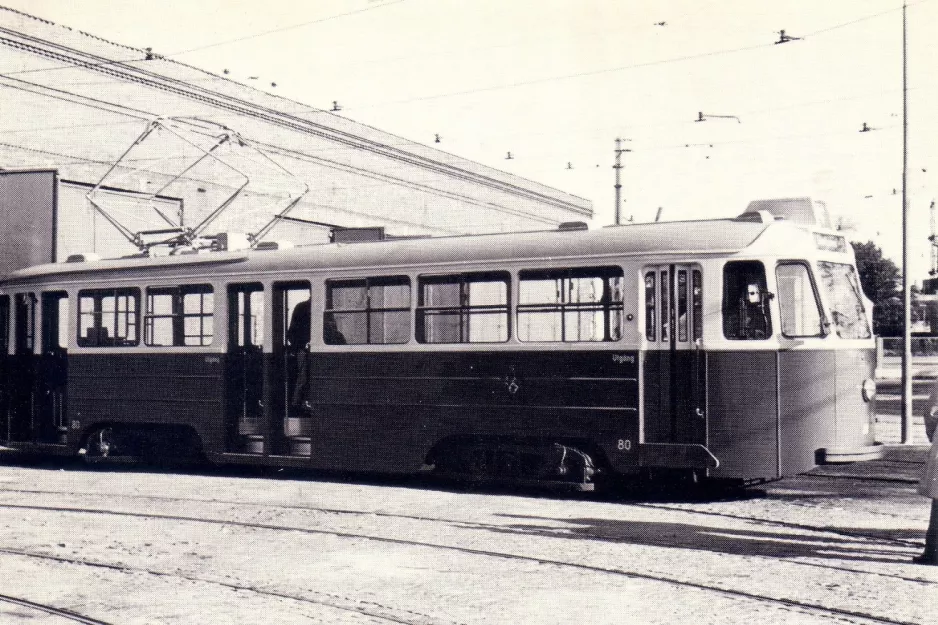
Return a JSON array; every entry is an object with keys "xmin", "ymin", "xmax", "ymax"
[{"xmin": 0, "ymin": 435, "xmax": 934, "ymax": 624}]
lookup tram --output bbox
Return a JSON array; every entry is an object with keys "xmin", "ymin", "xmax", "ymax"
[{"xmin": 0, "ymin": 200, "xmax": 881, "ymax": 489}]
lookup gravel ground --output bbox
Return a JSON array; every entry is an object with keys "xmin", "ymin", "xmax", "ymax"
[{"xmin": 0, "ymin": 445, "xmax": 935, "ymax": 625}]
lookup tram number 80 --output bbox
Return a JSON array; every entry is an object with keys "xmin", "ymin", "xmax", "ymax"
[{"xmin": 616, "ymin": 439, "xmax": 632, "ymax": 452}]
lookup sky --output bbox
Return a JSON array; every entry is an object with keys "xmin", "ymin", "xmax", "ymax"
[{"xmin": 2, "ymin": 0, "xmax": 937, "ymax": 279}]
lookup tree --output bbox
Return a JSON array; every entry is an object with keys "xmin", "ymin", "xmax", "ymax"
[
  {"xmin": 851, "ymin": 240, "xmax": 900, "ymax": 304},
  {"xmin": 851, "ymin": 240, "xmax": 901, "ymax": 335}
]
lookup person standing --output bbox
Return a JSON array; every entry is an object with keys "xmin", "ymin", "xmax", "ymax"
[{"xmin": 914, "ymin": 384, "xmax": 938, "ymax": 565}]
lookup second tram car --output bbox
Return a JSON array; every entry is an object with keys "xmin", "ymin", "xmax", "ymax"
[{"xmin": 0, "ymin": 202, "xmax": 881, "ymax": 488}]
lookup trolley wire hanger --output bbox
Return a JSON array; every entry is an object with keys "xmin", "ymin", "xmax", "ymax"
[{"xmin": 85, "ymin": 116, "xmax": 309, "ymax": 255}]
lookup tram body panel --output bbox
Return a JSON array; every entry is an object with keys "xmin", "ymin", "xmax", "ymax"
[
  {"xmin": 829, "ymin": 347, "xmax": 877, "ymax": 460},
  {"xmin": 287, "ymin": 349, "xmax": 640, "ymax": 473},
  {"xmin": 66, "ymin": 353, "xmax": 225, "ymax": 450},
  {"xmin": 777, "ymin": 349, "xmax": 837, "ymax": 476},
  {"xmin": 704, "ymin": 351, "xmax": 779, "ymax": 479}
]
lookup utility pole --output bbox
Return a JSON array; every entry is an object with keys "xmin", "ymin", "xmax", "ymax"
[
  {"xmin": 901, "ymin": 1, "xmax": 912, "ymax": 443},
  {"xmin": 930, "ymin": 199, "xmax": 936, "ymax": 278},
  {"xmin": 613, "ymin": 138, "xmax": 631, "ymax": 225}
]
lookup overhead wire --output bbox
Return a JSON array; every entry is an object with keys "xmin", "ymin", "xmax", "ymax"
[
  {"xmin": 0, "ymin": 0, "xmax": 410, "ymax": 76},
  {"xmin": 169, "ymin": 0, "xmax": 410, "ymax": 56},
  {"xmin": 0, "ymin": 71, "xmax": 152, "ymax": 120},
  {"xmin": 342, "ymin": 0, "xmax": 935, "ymax": 111}
]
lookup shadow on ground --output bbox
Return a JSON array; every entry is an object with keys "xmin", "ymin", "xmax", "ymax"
[{"xmin": 489, "ymin": 513, "xmax": 920, "ymax": 564}]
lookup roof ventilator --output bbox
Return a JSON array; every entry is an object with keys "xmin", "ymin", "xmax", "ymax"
[
  {"xmin": 332, "ymin": 227, "xmax": 386, "ymax": 243},
  {"xmin": 734, "ymin": 210, "xmax": 777, "ymax": 224},
  {"xmin": 255, "ymin": 240, "xmax": 295, "ymax": 251},
  {"xmin": 65, "ymin": 253, "xmax": 101, "ymax": 263}
]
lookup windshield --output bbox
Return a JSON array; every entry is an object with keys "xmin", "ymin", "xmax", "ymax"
[{"xmin": 815, "ymin": 261, "xmax": 871, "ymax": 339}]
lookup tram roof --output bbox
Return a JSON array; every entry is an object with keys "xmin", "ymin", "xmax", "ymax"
[{"xmin": 5, "ymin": 217, "xmax": 784, "ymax": 283}]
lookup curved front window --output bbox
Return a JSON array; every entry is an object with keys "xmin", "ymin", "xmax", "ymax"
[{"xmin": 816, "ymin": 262, "xmax": 871, "ymax": 339}]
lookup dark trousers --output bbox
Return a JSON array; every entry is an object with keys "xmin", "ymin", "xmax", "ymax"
[{"xmin": 925, "ymin": 499, "xmax": 938, "ymax": 556}]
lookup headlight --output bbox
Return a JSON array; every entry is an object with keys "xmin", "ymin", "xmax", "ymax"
[{"xmin": 861, "ymin": 378, "xmax": 876, "ymax": 402}]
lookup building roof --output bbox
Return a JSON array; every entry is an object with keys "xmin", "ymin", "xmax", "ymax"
[{"xmin": 0, "ymin": 6, "xmax": 591, "ymax": 240}]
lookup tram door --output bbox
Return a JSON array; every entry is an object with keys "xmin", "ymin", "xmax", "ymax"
[
  {"xmin": 38, "ymin": 292, "xmax": 68, "ymax": 444},
  {"xmin": 643, "ymin": 266, "xmax": 705, "ymax": 444},
  {"xmin": 8, "ymin": 293, "xmax": 36, "ymax": 442},
  {"xmin": 0, "ymin": 296, "xmax": 9, "ymax": 442},
  {"xmin": 273, "ymin": 281, "xmax": 312, "ymax": 457},
  {"xmin": 226, "ymin": 284, "xmax": 265, "ymax": 453}
]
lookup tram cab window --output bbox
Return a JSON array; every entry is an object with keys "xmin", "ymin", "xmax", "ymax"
[
  {"xmin": 723, "ymin": 262, "xmax": 772, "ymax": 340},
  {"xmin": 776, "ymin": 263, "xmax": 824, "ymax": 338},
  {"xmin": 517, "ymin": 267, "xmax": 623, "ymax": 342},
  {"xmin": 417, "ymin": 272, "xmax": 509, "ymax": 344},
  {"xmin": 816, "ymin": 262, "xmax": 871, "ymax": 339},
  {"xmin": 325, "ymin": 277, "xmax": 410, "ymax": 345},
  {"xmin": 144, "ymin": 285, "xmax": 213, "ymax": 346},
  {"xmin": 78, "ymin": 289, "xmax": 139, "ymax": 347}
]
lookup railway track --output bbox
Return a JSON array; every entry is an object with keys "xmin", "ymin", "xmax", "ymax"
[
  {"xmin": 0, "ymin": 498, "xmax": 929, "ymax": 625},
  {"xmin": 0, "ymin": 592, "xmax": 114, "ymax": 625},
  {"xmin": 0, "ymin": 545, "xmax": 460, "ymax": 625},
  {"xmin": 0, "ymin": 480, "xmax": 925, "ymax": 549}
]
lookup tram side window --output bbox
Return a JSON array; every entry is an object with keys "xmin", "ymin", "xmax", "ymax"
[
  {"xmin": 692, "ymin": 270, "xmax": 703, "ymax": 341},
  {"xmin": 816, "ymin": 262, "xmax": 872, "ymax": 339},
  {"xmin": 231, "ymin": 286, "xmax": 264, "ymax": 348},
  {"xmin": 776, "ymin": 263, "xmax": 824, "ymax": 338},
  {"xmin": 144, "ymin": 285, "xmax": 214, "ymax": 346},
  {"xmin": 644, "ymin": 272, "xmax": 656, "ymax": 341},
  {"xmin": 517, "ymin": 267, "xmax": 623, "ymax": 342},
  {"xmin": 78, "ymin": 289, "xmax": 139, "ymax": 347},
  {"xmin": 42, "ymin": 292, "xmax": 69, "ymax": 351},
  {"xmin": 417, "ymin": 272, "xmax": 509, "ymax": 343},
  {"xmin": 723, "ymin": 261, "xmax": 772, "ymax": 340},
  {"xmin": 0, "ymin": 295, "xmax": 8, "ymax": 354},
  {"xmin": 325, "ymin": 277, "xmax": 410, "ymax": 345}
]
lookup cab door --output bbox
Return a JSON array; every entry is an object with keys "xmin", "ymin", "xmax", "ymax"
[
  {"xmin": 0, "ymin": 295, "xmax": 9, "ymax": 442},
  {"xmin": 39, "ymin": 291, "xmax": 69, "ymax": 444},
  {"xmin": 226, "ymin": 284, "xmax": 265, "ymax": 453},
  {"xmin": 273, "ymin": 281, "xmax": 312, "ymax": 457},
  {"xmin": 643, "ymin": 265, "xmax": 705, "ymax": 444},
  {"xmin": 8, "ymin": 292, "xmax": 36, "ymax": 442}
]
